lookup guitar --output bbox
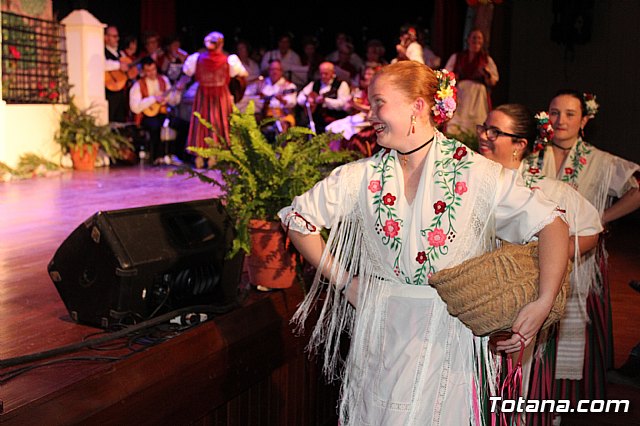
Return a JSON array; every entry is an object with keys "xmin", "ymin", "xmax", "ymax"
[
  {"xmin": 105, "ymin": 56, "xmax": 143, "ymax": 92},
  {"xmin": 307, "ymin": 86, "xmax": 338, "ymax": 114},
  {"xmin": 142, "ymin": 86, "xmax": 181, "ymax": 117},
  {"xmin": 259, "ymin": 87, "xmax": 297, "ymax": 120}
]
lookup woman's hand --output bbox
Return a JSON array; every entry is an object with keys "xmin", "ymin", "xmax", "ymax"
[
  {"xmin": 494, "ymin": 297, "xmax": 553, "ymax": 353},
  {"xmin": 343, "ymin": 276, "xmax": 359, "ymax": 308}
]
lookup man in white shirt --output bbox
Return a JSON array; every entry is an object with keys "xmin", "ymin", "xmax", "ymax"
[
  {"xmin": 129, "ymin": 57, "xmax": 181, "ymax": 164},
  {"xmin": 297, "ymin": 62, "xmax": 350, "ymax": 134},
  {"xmin": 245, "ymin": 59, "xmax": 297, "ymax": 140}
]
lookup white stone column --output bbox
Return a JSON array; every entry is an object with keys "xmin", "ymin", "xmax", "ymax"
[{"xmin": 61, "ymin": 9, "xmax": 108, "ymax": 125}]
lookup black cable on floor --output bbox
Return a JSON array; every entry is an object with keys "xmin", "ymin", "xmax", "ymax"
[{"xmin": 0, "ymin": 302, "xmax": 236, "ymax": 369}]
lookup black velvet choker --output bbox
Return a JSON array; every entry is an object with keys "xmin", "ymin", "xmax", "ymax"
[
  {"xmin": 397, "ymin": 135, "xmax": 435, "ymax": 156},
  {"xmin": 551, "ymin": 142, "xmax": 572, "ymax": 151}
]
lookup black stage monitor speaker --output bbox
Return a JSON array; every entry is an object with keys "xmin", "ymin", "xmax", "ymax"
[{"xmin": 48, "ymin": 199, "xmax": 244, "ymax": 329}]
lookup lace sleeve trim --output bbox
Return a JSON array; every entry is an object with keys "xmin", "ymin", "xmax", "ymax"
[{"xmin": 524, "ymin": 207, "xmax": 565, "ymax": 243}]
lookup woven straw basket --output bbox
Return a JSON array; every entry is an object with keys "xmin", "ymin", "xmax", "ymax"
[{"xmin": 429, "ymin": 242, "xmax": 571, "ymax": 337}]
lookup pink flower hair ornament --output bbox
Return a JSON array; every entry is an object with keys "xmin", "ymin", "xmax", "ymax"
[{"xmin": 432, "ymin": 69, "xmax": 457, "ymax": 126}]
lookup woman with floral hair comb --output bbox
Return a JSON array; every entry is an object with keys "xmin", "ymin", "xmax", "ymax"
[
  {"xmin": 477, "ymin": 103, "xmax": 604, "ymax": 425},
  {"xmin": 526, "ymin": 89, "xmax": 640, "ymax": 409},
  {"xmin": 279, "ymin": 61, "xmax": 569, "ymax": 425}
]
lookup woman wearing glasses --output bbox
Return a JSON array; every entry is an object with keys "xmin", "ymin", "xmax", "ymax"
[{"xmin": 477, "ymin": 103, "xmax": 603, "ymax": 425}]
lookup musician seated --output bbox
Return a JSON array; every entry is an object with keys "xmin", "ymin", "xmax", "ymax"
[
  {"xmin": 296, "ymin": 61, "xmax": 350, "ymax": 134},
  {"xmin": 129, "ymin": 57, "xmax": 181, "ymax": 165},
  {"xmin": 326, "ymin": 65, "xmax": 378, "ymax": 156},
  {"xmin": 245, "ymin": 59, "xmax": 297, "ymax": 140}
]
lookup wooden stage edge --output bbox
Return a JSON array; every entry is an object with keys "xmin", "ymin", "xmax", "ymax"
[{"xmin": 0, "ymin": 165, "xmax": 339, "ymax": 426}]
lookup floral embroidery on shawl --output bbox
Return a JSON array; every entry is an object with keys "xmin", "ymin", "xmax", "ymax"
[
  {"xmin": 521, "ymin": 165, "xmax": 545, "ymax": 190},
  {"xmin": 560, "ymin": 138, "xmax": 591, "ymax": 188},
  {"xmin": 368, "ymin": 139, "xmax": 474, "ymax": 285},
  {"xmin": 524, "ymin": 138, "xmax": 591, "ymax": 190}
]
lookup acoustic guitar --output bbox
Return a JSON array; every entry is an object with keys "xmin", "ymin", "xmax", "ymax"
[
  {"xmin": 259, "ymin": 87, "xmax": 297, "ymax": 120},
  {"xmin": 307, "ymin": 86, "xmax": 338, "ymax": 114},
  {"xmin": 142, "ymin": 86, "xmax": 181, "ymax": 117},
  {"xmin": 105, "ymin": 56, "xmax": 142, "ymax": 92}
]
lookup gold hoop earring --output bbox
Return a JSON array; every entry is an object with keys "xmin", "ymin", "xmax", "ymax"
[{"xmin": 407, "ymin": 114, "xmax": 416, "ymax": 136}]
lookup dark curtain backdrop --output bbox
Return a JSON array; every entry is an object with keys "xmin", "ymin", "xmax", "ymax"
[
  {"xmin": 433, "ymin": 0, "xmax": 468, "ymax": 66},
  {"xmin": 140, "ymin": 0, "xmax": 176, "ymax": 39}
]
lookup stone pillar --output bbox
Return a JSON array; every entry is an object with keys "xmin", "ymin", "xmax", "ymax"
[{"xmin": 61, "ymin": 9, "xmax": 108, "ymax": 125}]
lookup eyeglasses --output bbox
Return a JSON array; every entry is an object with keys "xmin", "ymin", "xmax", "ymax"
[{"xmin": 476, "ymin": 124, "xmax": 523, "ymax": 141}]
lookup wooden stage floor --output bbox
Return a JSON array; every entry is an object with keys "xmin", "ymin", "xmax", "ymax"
[{"xmin": 0, "ymin": 164, "xmax": 638, "ymax": 425}]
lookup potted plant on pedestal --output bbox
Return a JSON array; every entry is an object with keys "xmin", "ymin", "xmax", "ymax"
[
  {"xmin": 174, "ymin": 103, "xmax": 356, "ymax": 290},
  {"xmin": 55, "ymin": 101, "xmax": 133, "ymax": 170}
]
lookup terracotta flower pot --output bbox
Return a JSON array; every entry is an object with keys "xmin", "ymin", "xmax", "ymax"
[
  {"xmin": 69, "ymin": 144, "xmax": 99, "ymax": 171},
  {"xmin": 247, "ymin": 219, "xmax": 297, "ymax": 289}
]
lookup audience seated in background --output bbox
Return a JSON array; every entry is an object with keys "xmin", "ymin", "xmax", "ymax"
[
  {"xmin": 333, "ymin": 41, "xmax": 359, "ymax": 87},
  {"xmin": 296, "ymin": 61, "xmax": 350, "ymax": 134},
  {"xmin": 259, "ymin": 34, "xmax": 302, "ymax": 85},
  {"xmin": 393, "ymin": 24, "xmax": 424, "ymax": 64},
  {"xmin": 363, "ymin": 38, "xmax": 388, "ymax": 69},
  {"xmin": 245, "ymin": 59, "xmax": 297, "ymax": 139},
  {"xmin": 159, "ymin": 35, "xmax": 188, "ymax": 85},
  {"xmin": 298, "ymin": 35, "xmax": 324, "ymax": 87},
  {"xmin": 325, "ymin": 32, "xmax": 364, "ymax": 74},
  {"xmin": 326, "ymin": 66, "xmax": 378, "ymax": 156},
  {"xmin": 138, "ymin": 31, "xmax": 163, "ymax": 70}
]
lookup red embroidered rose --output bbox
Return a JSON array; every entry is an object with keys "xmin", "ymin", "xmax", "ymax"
[
  {"xmin": 427, "ymin": 228, "xmax": 446, "ymax": 247},
  {"xmin": 416, "ymin": 251, "xmax": 427, "ymax": 264},
  {"xmin": 383, "ymin": 219, "xmax": 400, "ymax": 238},
  {"xmin": 529, "ymin": 167, "xmax": 540, "ymax": 174},
  {"xmin": 564, "ymin": 167, "xmax": 574, "ymax": 175},
  {"xmin": 433, "ymin": 200, "xmax": 446, "ymax": 214},
  {"xmin": 579, "ymin": 157, "xmax": 587, "ymax": 165},
  {"xmin": 368, "ymin": 180, "xmax": 382, "ymax": 193},
  {"xmin": 453, "ymin": 146, "xmax": 467, "ymax": 160},
  {"xmin": 455, "ymin": 181, "xmax": 468, "ymax": 195},
  {"xmin": 49, "ymin": 81, "xmax": 56, "ymax": 89},
  {"xmin": 383, "ymin": 193, "xmax": 396, "ymax": 206}
]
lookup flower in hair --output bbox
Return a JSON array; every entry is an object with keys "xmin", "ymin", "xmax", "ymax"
[
  {"xmin": 533, "ymin": 111, "xmax": 554, "ymax": 154},
  {"xmin": 583, "ymin": 92, "xmax": 599, "ymax": 118},
  {"xmin": 432, "ymin": 69, "xmax": 457, "ymax": 126}
]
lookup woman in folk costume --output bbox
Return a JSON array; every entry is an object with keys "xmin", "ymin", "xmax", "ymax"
[
  {"xmin": 523, "ymin": 90, "xmax": 640, "ymax": 404},
  {"xmin": 181, "ymin": 31, "xmax": 247, "ymax": 168},
  {"xmin": 444, "ymin": 29, "xmax": 499, "ymax": 136},
  {"xmin": 477, "ymin": 104, "xmax": 604, "ymax": 425},
  {"xmin": 278, "ymin": 61, "xmax": 570, "ymax": 425}
]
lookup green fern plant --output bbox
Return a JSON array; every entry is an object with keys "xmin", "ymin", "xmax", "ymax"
[
  {"xmin": 55, "ymin": 100, "xmax": 132, "ymax": 160},
  {"xmin": 173, "ymin": 103, "xmax": 356, "ymax": 257}
]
